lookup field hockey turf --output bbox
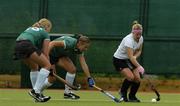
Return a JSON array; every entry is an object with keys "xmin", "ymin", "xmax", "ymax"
[{"xmin": 0, "ymin": 89, "xmax": 180, "ymax": 106}]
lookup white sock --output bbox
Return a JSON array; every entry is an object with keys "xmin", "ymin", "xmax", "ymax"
[
  {"xmin": 64, "ymin": 72, "xmax": 76, "ymax": 94},
  {"xmin": 30, "ymin": 71, "xmax": 39, "ymax": 88},
  {"xmin": 40, "ymin": 78, "xmax": 53, "ymax": 93},
  {"xmin": 34, "ymin": 68, "xmax": 50, "ymax": 93}
]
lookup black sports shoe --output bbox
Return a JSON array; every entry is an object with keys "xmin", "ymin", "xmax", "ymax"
[
  {"xmin": 128, "ymin": 95, "xmax": 140, "ymax": 102},
  {"xmin": 119, "ymin": 95, "xmax": 128, "ymax": 102},
  {"xmin": 64, "ymin": 92, "xmax": 80, "ymax": 99},
  {"xmin": 119, "ymin": 92, "xmax": 128, "ymax": 102},
  {"xmin": 41, "ymin": 94, "xmax": 51, "ymax": 102},
  {"xmin": 35, "ymin": 94, "xmax": 51, "ymax": 102},
  {"xmin": 28, "ymin": 89, "xmax": 44, "ymax": 102}
]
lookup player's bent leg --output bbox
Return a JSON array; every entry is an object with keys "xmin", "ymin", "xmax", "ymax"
[
  {"xmin": 119, "ymin": 79, "xmax": 132, "ymax": 102},
  {"xmin": 28, "ymin": 89, "xmax": 44, "ymax": 102},
  {"xmin": 30, "ymin": 53, "xmax": 51, "ymax": 101},
  {"xmin": 35, "ymin": 78, "xmax": 54, "ymax": 102},
  {"xmin": 64, "ymin": 72, "xmax": 76, "ymax": 91},
  {"xmin": 23, "ymin": 59, "xmax": 39, "ymax": 88},
  {"xmin": 128, "ymin": 81, "xmax": 141, "ymax": 102},
  {"xmin": 30, "ymin": 71, "xmax": 39, "ymax": 88},
  {"xmin": 38, "ymin": 74, "xmax": 56, "ymax": 102},
  {"xmin": 63, "ymin": 73, "xmax": 80, "ymax": 99},
  {"xmin": 128, "ymin": 70, "xmax": 141, "ymax": 102},
  {"xmin": 120, "ymin": 69, "xmax": 134, "ymax": 102},
  {"xmin": 57, "ymin": 57, "xmax": 80, "ymax": 99}
]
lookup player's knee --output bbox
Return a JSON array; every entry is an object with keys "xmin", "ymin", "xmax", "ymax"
[
  {"xmin": 68, "ymin": 67, "xmax": 77, "ymax": 74},
  {"xmin": 43, "ymin": 62, "xmax": 51, "ymax": 70},
  {"xmin": 126, "ymin": 76, "xmax": 135, "ymax": 81},
  {"xmin": 134, "ymin": 75, "xmax": 141, "ymax": 82},
  {"xmin": 67, "ymin": 67, "xmax": 76, "ymax": 74}
]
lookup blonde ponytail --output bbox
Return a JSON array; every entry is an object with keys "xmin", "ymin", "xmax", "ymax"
[
  {"xmin": 132, "ymin": 20, "xmax": 142, "ymax": 30},
  {"xmin": 32, "ymin": 18, "xmax": 52, "ymax": 32},
  {"xmin": 132, "ymin": 20, "xmax": 139, "ymax": 25},
  {"xmin": 32, "ymin": 22, "xmax": 40, "ymax": 27}
]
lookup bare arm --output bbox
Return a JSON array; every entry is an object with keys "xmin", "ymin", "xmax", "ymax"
[
  {"xmin": 48, "ymin": 40, "xmax": 65, "ymax": 54},
  {"xmin": 133, "ymin": 44, "xmax": 143, "ymax": 59},
  {"xmin": 42, "ymin": 39, "xmax": 50, "ymax": 59},
  {"xmin": 127, "ymin": 47, "xmax": 140, "ymax": 67},
  {"xmin": 79, "ymin": 54, "xmax": 91, "ymax": 78}
]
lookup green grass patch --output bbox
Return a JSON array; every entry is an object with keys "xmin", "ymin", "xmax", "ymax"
[{"xmin": 0, "ymin": 89, "xmax": 180, "ymax": 106}]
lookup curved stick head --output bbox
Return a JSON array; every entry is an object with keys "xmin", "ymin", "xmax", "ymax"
[{"xmin": 114, "ymin": 98, "xmax": 121, "ymax": 103}]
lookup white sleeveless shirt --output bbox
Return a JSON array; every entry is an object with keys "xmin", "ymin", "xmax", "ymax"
[{"xmin": 113, "ymin": 33, "xmax": 143, "ymax": 59}]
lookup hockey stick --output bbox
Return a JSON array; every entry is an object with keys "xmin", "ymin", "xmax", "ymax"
[
  {"xmin": 93, "ymin": 85, "xmax": 121, "ymax": 103},
  {"xmin": 146, "ymin": 76, "xmax": 160, "ymax": 101},
  {"xmin": 53, "ymin": 73, "xmax": 81, "ymax": 90},
  {"xmin": 142, "ymin": 74, "xmax": 160, "ymax": 101}
]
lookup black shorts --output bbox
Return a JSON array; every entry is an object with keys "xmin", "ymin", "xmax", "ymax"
[
  {"xmin": 49, "ymin": 55, "xmax": 59, "ymax": 65},
  {"xmin": 13, "ymin": 40, "xmax": 41, "ymax": 60},
  {"xmin": 113, "ymin": 56, "xmax": 136, "ymax": 71},
  {"xmin": 49, "ymin": 53, "xmax": 67, "ymax": 65}
]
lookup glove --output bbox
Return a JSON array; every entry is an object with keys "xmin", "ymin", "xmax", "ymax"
[
  {"xmin": 87, "ymin": 77, "xmax": 95, "ymax": 87},
  {"xmin": 137, "ymin": 66, "xmax": 145, "ymax": 75}
]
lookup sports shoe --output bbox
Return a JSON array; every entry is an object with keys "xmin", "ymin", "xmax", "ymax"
[
  {"xmin": 119, "ymin": 92, "xmax": 128, "ymax": 102},
  {"xmin": 128, "ymin": 95, "xmax": 141, "ymax": 102},
  {"xmin": 64, "ymin": 92, "xmax": 80, "ymax": 99},
  {"xmin": 41, "ymin": 94, "xmax": 51, "ymax": 102},
  {"xmin": 35, "ymin": 94, "xmax": 51, "ymax": 102},
  {"xmin": 28, "ymin": 89, "xmax": 44, "ymax": 102},
  {"xmin": 119, "ymin": 96, "xmax": 128, "ymax": 102}
]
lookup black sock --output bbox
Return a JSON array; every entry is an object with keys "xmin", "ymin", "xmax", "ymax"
[
  {"xmin": 120, "ymin": 79, "xmax": 132, "ymax": 97},
  {"xmin": 129, "ymin": 81, "xmax": 140, "ymax": 97}
]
